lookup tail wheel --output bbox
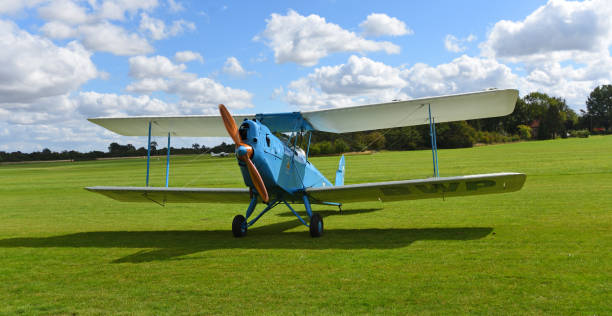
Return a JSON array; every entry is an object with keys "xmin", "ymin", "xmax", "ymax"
[
  {"xmin": 232, "ymin": 214, "xmax": 247, "ymax": 237},
  {"xmin": 309, "ymin": 213, "xmax": 323, "ymax": 238}
]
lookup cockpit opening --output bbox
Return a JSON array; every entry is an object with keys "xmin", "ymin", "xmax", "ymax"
[{"xmin": 239, "ymin": 122, "xmax": 249, "ymax": 141}]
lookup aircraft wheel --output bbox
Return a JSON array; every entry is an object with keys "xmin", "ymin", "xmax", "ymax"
[
  {"xmin": 232, "ymin": 215, "xmax": 247, "ymax": 237},
  {"xmin": 309, "ymin": 213, "xmax": 323, "ymax": 238}
]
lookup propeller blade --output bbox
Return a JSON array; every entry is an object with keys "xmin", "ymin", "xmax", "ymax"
[
  {"xmin": 218, "ymin": 104, "xmax": 241, "ymax": 145},
  {"xmin": 219, "ymin": 104, "xmax": 269, "ymax": 203},
  {"xmin": 244, "ymin": 157, "xmax": 269, "ymax": 203}
]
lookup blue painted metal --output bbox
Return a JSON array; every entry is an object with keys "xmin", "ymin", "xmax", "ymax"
[
  {"xmin": 321, "ymin": 201, "xmax": 342, "ymax": 207},
  {"xmin": 237, "ymin": 145, "xmax": 248, "ymax": 157},
  {"xmin": 335, "ymin": 154, "xmax": 345, "ymax": 186},
  {"xmin": 428, "ymin": 105, "xmax": 439, "ymax": 178},
  {"xmin": 255, "ymin": 112, "xmax": 314, "ymax": 133},
  {"xmin": 247, "ymin": 199, "xmax": 280, "ymax": 227},
  {"xmin": 231, "ymin": 117, "xmax": 338, "ymax": 229},
  {"xmin": 165, "ymin": 132, "xmax": 170, "ymax": 187},
  {"xmin": 302, "ymin": 195, "xmax": 313, "ymax": 218},
  {"xmin": 284, "ymin": 201, "xmax": 309, "ymax": 227},
  {"xmin": 146, "ymin": 121, "xmax": 152, "ymax": 187},
  {"xmin": 306, "ymin": 131, "xmax": 312, "ymax": 159},
  {"xmin": 433, "ymin": 117, "xmax": 439, "ymax": 177},
  {"xmin": 245, "ymin": 195, "xmax": 258, "ymax": 219}
]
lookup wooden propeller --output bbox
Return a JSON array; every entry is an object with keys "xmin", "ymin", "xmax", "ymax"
[{"xmin": 219, "ymin": 104, "xmax": 269, "ymax": 203}]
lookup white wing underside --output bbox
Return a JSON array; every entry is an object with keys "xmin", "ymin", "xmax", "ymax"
[
  {"xmin": 302, "ymin": 89, "xmax": 518, "ymax": 133},
  {"xmin": 88, "ymin": 89, "xmax": 518, "ymax": 136}
]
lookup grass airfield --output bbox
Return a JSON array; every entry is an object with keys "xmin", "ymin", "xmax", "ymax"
[{"xmin": 1, "ymin": 136, "xmax": 611, "ymax": 315}]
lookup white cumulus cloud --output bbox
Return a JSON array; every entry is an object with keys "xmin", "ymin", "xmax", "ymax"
[
  {"xmin": 479, "ymin": 0, "xmax": 612, "ymax": 106},
  {"xmin": 400, "ymin": 55, "xmax": 518, "ymax": 98},
  {"xmin": 76, "ymin": 91, "xmax": 176, "ymax": 117},
  {"xmin": 223, "ymin": 57, "xmax": 251, "ymax": 77},
  {"xmin": 38, "ymin": 0, "xmax": 89, "ymax": 25},
  {"xmin": 78, "ymin": 22, "xmax": 153, "ymax": 55},
  {"xmin": 35, "ymin": 0, "xmax": 194, "ymax": 56},
  {"xmin": 96, "ymin": 0, "xmax": 158, "ymax": 21},
  {"xmin": 256, "ymin": 10, "xmax": 400, "ymax": 66},
  {"xmin": 482, "ymin": 0, "xmax": 612, "ymax": 62},
  {"xmin": 360, "ymin": 13, "xmax": 413, "ymax": 37},
  {"xmin": 128, "ymin": 55, "xmax": 186, "ymax": 79},
  {"xmin": 174, "ymin": 50, "xmax": 203, "ymax": 63},
  {"xmin": 280, "ymin": 55, "xmax": 519, "ymax": 110},
  {"xmin": 444, "ymin": 34, "xmax": 476, "ymax": 53},
  {"xmin": 125, "ymin": 55, "xmax": 253, "ymax": 111},
  {"xmin": 139, "ymin": 13, "xmax": 195, "ymax": 40},
  {"xmin": 0, "ymin": 20, "xmax": 98, "ymax": 104}
]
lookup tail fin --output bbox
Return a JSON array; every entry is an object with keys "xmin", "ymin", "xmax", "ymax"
[{"xmin": 335, "ymin": 155, "xmax": 345, "ymax": 186}]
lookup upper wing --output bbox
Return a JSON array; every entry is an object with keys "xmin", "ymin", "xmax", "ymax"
[
  {"xmin": 306, "ymin": 173, "xmax": 526, "ymax": 203},
  {"xmin": 87, "ymin": 89, "xmax": 518, "ymax": 136},
  {"xmin": 302, "ymin": 89, "xmax": 518, "ymax": 133},
  {"xmin": 85, "ymin": 186, "xmax": 251, "ymax": 204},
  {"xmin": 87, "ymin": 115, "xmax": 253, "ymax": 137}
]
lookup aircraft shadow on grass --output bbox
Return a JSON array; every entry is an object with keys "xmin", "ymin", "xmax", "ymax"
[{"xmin": 0, "ymin": 209, "xmax": 492, "ymax": 263}]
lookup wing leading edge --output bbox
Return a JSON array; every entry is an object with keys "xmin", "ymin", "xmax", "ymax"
[{"xmin": 86, "ymin": 173, "xmax": 525, "ymax": 205}]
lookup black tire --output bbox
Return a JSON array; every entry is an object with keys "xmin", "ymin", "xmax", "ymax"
[
  {"xmin": 309, "ymin": 213, "xmax": 323, "ymax": 238},
  {"xmin": 232, "ymin": 215, "xmax": 247, "ymax": 237}
]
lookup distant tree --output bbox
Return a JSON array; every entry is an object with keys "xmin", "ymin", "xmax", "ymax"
[
  {"xmin": 211, "ymin": 142, "xmax": 234, "ymax": 153},
  {"xmin": 108, "ymin": 142, "xmax": 122, "ymax": 156},
  {"xmin": 384, "ymin": 127, "xmax": 423, "ymax": 150},
  {"xmin": 517, "ymin": 125, "xmax": 532, "ymax": 140},
  {"xmin": 585, "ymin": 84, "xmax": 612, "ymax": 131},
  {"xmin": 540, "ymin": 103, "xmax": 563, "ymax": 139},
  {"xmin": 333, "ymin": 139, "xmax": 350, "ymax": 153},
  {"xmin": 436, "ymin": 121, "xmax": 477, "ymax": 148},
  {"xmin": 503, "ymin": 97, "xmax": 540, "ymax": 134},
  {"xmin": 515, "ymin": 92, "xmax": 573, "ymax": 140},
  {"xmin": 317, "ymin": 141, "xmax": 333, "ymax": 154},
  {"xmin": 361, "ymin": 131, "xmax": 385, "ymax": 150}
]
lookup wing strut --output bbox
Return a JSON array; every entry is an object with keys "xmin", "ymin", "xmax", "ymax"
[
  {"xmin": 146, "ymin": 121, "xmax": 152, "ymax": 186},
  {"xmin": 428, "ymin": 104, "xmax": 440, "ymax": 178},
  {"xmin": 165, "ymin": 132, "xmax": 171, "ymax": 187}
]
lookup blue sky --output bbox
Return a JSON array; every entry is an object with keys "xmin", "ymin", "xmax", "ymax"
[{"xmin": 1, "ymin": 0, "xmax": 611, "ymax": 152}]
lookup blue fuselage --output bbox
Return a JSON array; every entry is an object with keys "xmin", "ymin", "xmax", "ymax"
[{"xmin": 236, "ymin": 119, "xmax": 332, "ymax": 199}]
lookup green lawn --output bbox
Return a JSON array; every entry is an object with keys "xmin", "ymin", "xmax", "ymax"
[{"xmin": 1, "ymin": 136, "xmax": 610, "ymax": 315}]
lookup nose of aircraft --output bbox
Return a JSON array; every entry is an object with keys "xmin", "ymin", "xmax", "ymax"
[{"xmin": 237, "ymin": 145, "xmax": 249, "ymax": 158}]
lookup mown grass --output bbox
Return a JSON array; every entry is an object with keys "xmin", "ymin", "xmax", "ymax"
[{"xmin": 0, "ymin": 136, "xmax": 610, "ymax": 315}]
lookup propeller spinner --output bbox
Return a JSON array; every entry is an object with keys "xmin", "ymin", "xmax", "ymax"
[{"xmin": 219, "ymin": 104, "xmax": 269, "ymax": 203}]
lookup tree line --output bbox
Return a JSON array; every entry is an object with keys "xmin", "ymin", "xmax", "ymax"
[
  {"xmin": 0, "ymin": 142, "xmax": 235, "ymax": 163},
  {"xmin": 2, "ymin": 85, "xmax": 610, "ymax": 162},
  {"xmin": 306, "ymin": 85, "xmax": 610, "ymax": 154}
]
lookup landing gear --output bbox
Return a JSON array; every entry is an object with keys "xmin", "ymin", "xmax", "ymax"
[
  {"xmin": 232, "ymin": 214, "xmax": 247, "ymax": 237},
  {"xmin": 309, "ymin": 213, "xmax": 323, "ymax": 238},
  {"xmin": 231, "ymin": 195, "xmax": 330, "ymax": 238}
]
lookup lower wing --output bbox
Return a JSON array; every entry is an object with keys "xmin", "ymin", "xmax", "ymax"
[
  {"xmin": 86, "ymin": 173, "xmax": 525, "ymax": 205},
  {"xmin": 85, "ymin": 186, "xmax": 251, "ymax": 204},
  {"xmin": 306, "ymin": 172, "xmax": 526, "ymax": 203}
]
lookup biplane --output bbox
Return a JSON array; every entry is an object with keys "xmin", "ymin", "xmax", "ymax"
[{"xmin": 86, "ymin": 89, "xmax": 526, "ymax": 238}]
